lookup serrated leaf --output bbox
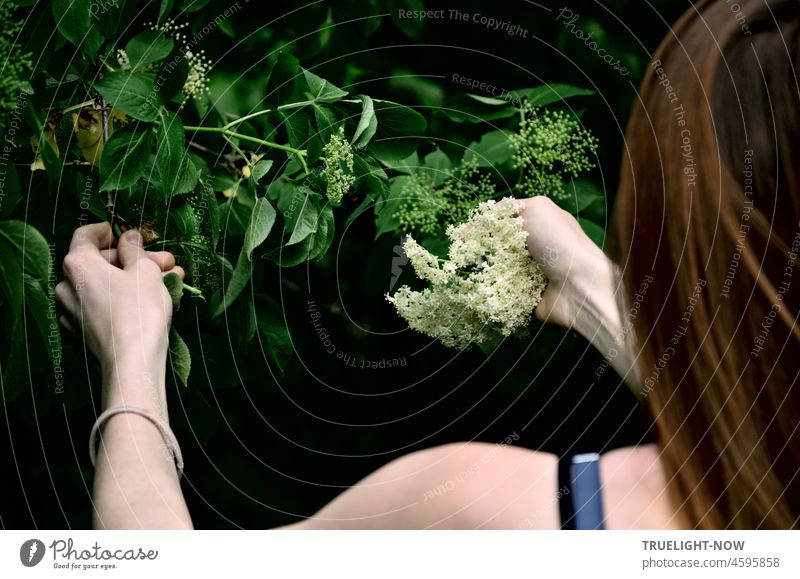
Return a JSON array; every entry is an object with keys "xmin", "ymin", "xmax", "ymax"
[
  {"xmin": 94, "ymin": 72, "xmax": 161, "ymax": 122},
  {"xmin": 52, "ymin": 0, "xmax": 90, "ymax": 46},
  {"xmin": 463, "ymin": 130, "xmax": 513, "ymax": 168},
  {"xmin": 168, "ymin": 328, "xmax": 191, "ymax": 387},
  {"xmin": 254, "ymin": 294, "xmax": 293, "ymax": 376},
  {"xmin": 155, "ymin": 110, "xmax": 184, "ymax": 187},
  {"xmin": 213, "ymin": 197, "xmax": 276, "ymax": 318},
  {"xmin": 351, "ymin": 95, "xmax": 377, "ymax": 148},
  {"xmin": 22, "ymin": 274, "xmax": 62, "ymax": 381},
  {"xmin": 303, "ymin": 68, "xmax": 347, "ymax": 103},
  {"xmin": 250, "ymin": 159, "xmax": 273, "ymax": 184},
  {"xmin": 99, "ymin": 122, "xmax": 152, "ymax": 191},
  {"xmin": 0, "ymin": 165, "xmax": 20, "ymax": 219},
  {"xmin": 0, "ymin": 220, "xmax": 51, "ymax": 282},
  {"xmin": 163, "ymin": 272, "xmax": 183, "ymax": 311},
  {"xmin": 369, "ymin": 100, "xmax": 426, "ymax": 164}
]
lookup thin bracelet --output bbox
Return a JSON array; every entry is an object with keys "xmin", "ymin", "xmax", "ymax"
[{"xmin": 89, "ymin": 405, "xmax": 184, "ymax": 478}]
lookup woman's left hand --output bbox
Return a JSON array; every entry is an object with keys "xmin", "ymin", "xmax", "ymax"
[{"xmin": 55, "ymin": 223, "xmax": 184, "ymax": 369}]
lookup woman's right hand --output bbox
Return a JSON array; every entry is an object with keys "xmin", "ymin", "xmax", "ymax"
[{"xmin": 519, "ymin": 196, "xmax": 617, "ymax": 333}]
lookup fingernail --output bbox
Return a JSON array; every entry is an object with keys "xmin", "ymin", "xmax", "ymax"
[{"xmin": 127, "ymin": 230, "xmax": 142, "ymax": 246}]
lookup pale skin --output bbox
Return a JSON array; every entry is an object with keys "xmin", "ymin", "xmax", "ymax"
[{"xmin": 57, "ymin": 196, "xmax": 680, "ymax": 530}]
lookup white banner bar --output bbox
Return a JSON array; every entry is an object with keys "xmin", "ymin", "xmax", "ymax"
[{"xmin": 2, "ymin": 531, "xmax": 798, "ymax": 578}]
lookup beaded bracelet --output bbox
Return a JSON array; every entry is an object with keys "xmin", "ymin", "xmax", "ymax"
[{"xmin": 89, "ymin": 405, "xmax": 184, "ymax": 479}]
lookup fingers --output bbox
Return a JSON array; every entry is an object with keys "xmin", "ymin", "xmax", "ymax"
[
  {"xmin": 100, "ymin": 248, "xmax": 177, "ymax": 270},
  {"xmin": 116, "ymin": 229, "xmax": 152, "ymax": 271},
  {"xmin": 163, "ymin": 265, "xmax": 185, "ymax": 280},
  {"xmin": 55, "ymin": 280, "xmax": 80, "ymax": 319},
  {"xmin": 69, "ymin": 222, "xmax": 116, "ymax": 253},
  {"xmin": 59, "ymin": 315, "xmax": 77, "ymax": 334}
]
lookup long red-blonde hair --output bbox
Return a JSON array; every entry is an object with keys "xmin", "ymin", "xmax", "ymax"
[{"xmin": 612, "ymin": 0, "xmax": 800, "ymax": 528}]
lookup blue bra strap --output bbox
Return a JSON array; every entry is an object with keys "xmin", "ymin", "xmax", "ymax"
[{"xmin": 570, "ymin": 453, "xmax": 606, "ymax": 530}]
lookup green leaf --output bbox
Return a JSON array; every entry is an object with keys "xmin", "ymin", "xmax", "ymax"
[
  {"xmin": 254, "ymin": 294, "xmax": 293, "ymax": 376},
  {"xmin": 351, "ymin": 95, "xmax": 377, "ymax": 148},
  {"xmin": 168, "ymin": 328, "xmax": 191, "ymax": 387},
  {"xmin": 213, "ymin": 197, "xmax": 276, "ymax": 318},
  {"xmin": 369, "ymin": 100, "xmax": 426, "ymax": 164},
  {"xmin": 463, "ymin": 130, "xmax": 513, "ymax": 168},
  {"xmin": 275, "ymin": 185, "xmax": 319, "ymax": 246},
  {"xmin": 163, "ymin": 272, "xmax": 183, "ymax": 311},
  {"xmin": 99, "ymin": 122, "xmax": 152, "ymax": 191},
  {"xmin": 0, "ymin": 220, "xmax": 51, "ymax": 282},
  {"xmin": 312, "ymin": 103, "xmax": 337, "ymax": 142},
  {"xmin": 577, "ymin": 217, "xmax": 606, "ymax": 248},
  {"xmin": 390, "ymin": 0, "xmax": 425, "ymax": 38},
  {"xmin": 155, "ymin": 110, "xmax": 185, "ymax": 188},
  {"xmin": 266, "ymin": 52, "xmax": 303, "ymax": 107},
  {"xmin": 303, "ymin": 68, "xmax": 347, "ymax": 103},
  {"xmin": 511, "ymin": 84, "xmax": 595, "ymax": 107},
  {"xmin": 22, "ymin": 274, "xmax": 62, "ymax": 383},
  {"xmin": 250, "ymin": 160, "xmax": 273, "ymax": 184},
  {"xmin": 0, "ymin": 237, "xmax": 22, "ymax": 316},
  {"xmin": 308, "ymin": 204, "xmax": 335, "ymax": 260},
  {"xmin": 94, "ymin": 72, "xmax": 161, "ymax": 121},
  {"xmin": 244, "ymin": 197, "xmax": 277, "ymax": 259},
  {"xmin": 158, "ymin": 0, "xmax": 175, "ymax": 23},
  {"xmin": 419, "ymin": 148, "xmax": 452, "ymax": 187},
  {"xmin": 125, "ymin": 31, "xmax": 174, "ymax": 69},
  {"xmin": 440, "ymin": 93, "xmax": 518, "ymax": 124},
  {"xmin": 156, "ymin": 51, "xmax": 189, "ymax": 102},
  {"xmin": 374, "ymin": 176, "xmax": 410, "ymax": 238},
  {"xmin": 52, "ymin": 0, "xmax": 90, "ymax": 46},
  {"xmin": 0, "ymin": 165, "xmax": 20, "ymax": 219}
]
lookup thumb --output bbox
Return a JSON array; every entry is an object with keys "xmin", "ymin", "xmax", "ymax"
[{"xmin": 117, "ymin": 229, "xmax": 146, "ymax": 270}]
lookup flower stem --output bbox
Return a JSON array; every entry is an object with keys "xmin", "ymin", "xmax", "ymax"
[
  {"xmin": 184, "ymin": 125, "xmax": 306, "ymax": 156},
  {"xmin": 220, "ymin": 100, "xmax": 313, "ymax": 131},
  {"xmin": 181, "ymin": 283, "xmax": 204, "ymax": 297}
]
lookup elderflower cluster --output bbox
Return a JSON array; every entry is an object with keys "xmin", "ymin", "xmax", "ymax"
[
  {"xmin": 148, "ymin": 19, "xmax": 212, "ymax": 102},
  {"xmin": 510, "ymin": 104, "xmax": 598, "ymax": 201},
  {"xmin": 116, "ymin": 49, "xmax": 131, "ymax": 70},
  {"xmin": 396, "ymin": 156, "xmax": 496, "ymax": 236},
  {"xmin": 0, "ymin": 1, "xmax": 33, "ymax": 123},
  {"xmin": 387, "ymin": 198, "xmax": 547, "ymax": 349},
  {"xmin": 321, "ymin": 126, "xmax": 355, "ymax": 203}
]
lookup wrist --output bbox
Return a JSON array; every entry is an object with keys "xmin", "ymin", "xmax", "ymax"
[
  {"xmin": 570, "ymin": 252, "xmax": 622, "ymax": 347},
  {"xmin": 100, "ymin": 332, "xmax": 169, "ymax": 417}
]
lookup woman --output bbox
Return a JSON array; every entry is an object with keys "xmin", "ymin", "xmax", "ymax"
[{"xmin": 56, "ymin": 0, "xmax": 799, "ymax": 530}]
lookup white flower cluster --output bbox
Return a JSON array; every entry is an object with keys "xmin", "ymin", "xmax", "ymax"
[
  {"xmin": 148, "ymin": 19, "xmax": 212, "ymax": 102},
  {"xmin": 116, "ymin": 49, "xmax": 131, "ymax": 70},
  {"xmin": 387, "ymin": 198, "xmax": 547, "ymax": 349}
]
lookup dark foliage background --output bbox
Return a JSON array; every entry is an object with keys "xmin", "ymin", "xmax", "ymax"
[{"xmin": 0, "ymin": 0, "xmax": 685, "ymax": 528}]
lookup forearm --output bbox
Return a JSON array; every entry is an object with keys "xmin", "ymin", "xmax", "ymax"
[
  {"xmin": 571, "ymin": 255, "xmax": 643, "ymax": 395},
  {"xmin": 92, "ymin": 337, "xmax": 192, "ymax": 529}
]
